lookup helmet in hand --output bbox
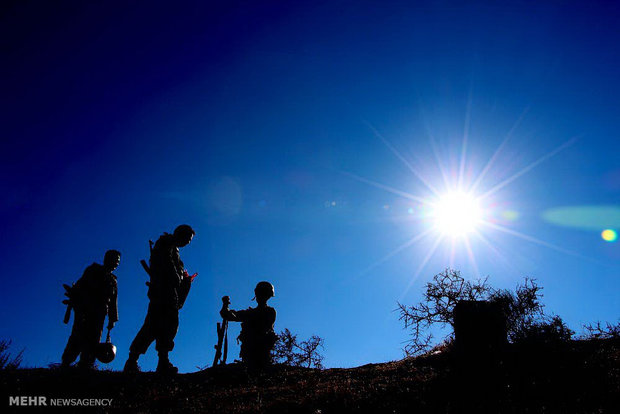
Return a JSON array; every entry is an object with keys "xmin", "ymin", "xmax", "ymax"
[{"xmin": 96, "ymin": 342, "xmax": 117, "ymax": 364}]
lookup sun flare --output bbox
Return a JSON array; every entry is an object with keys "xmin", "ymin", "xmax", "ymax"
[
  {"xmin": 353, "ymin": 118, "xmax": 580, "ymax": 290},
  {"xmin": 432, "ymin": 192, "xmax": 482, "ymax": 237}
]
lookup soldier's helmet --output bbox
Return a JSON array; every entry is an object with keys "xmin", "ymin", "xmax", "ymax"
[
  {"xmin": 254, "ymin": 281, "xmax": 275, "ymax": 299},
  {"xmin": 96, "ymin": 342, "xmax": 117, "ymax": 364}
]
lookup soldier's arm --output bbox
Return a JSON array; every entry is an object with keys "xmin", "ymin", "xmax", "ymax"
[
  {"xmin": 220, "ymin": 308, "xmax": 249, "ymax": 322},
  {"xmin": 108, "ymin": 279, "xmax": 119, "ymax": 326},
  {"xmin": 170, "ymin": 247, "xmax": 185, "ymax": 280},
  {"xmin": 160, "ymin": 250, "xmax": 179, "ymax": 283},
  {"xmin": 268, "ymin": 308, "xmax": 276, "ymax": 326},
  {"xmin": 177, "ymin": 276, "xmax": 191, "ymax": 309}
]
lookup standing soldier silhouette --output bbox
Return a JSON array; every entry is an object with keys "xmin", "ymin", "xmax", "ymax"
[
  {"xmin": 124, "ymin": 224, "xmax": 196, "ymax": 374},
  {"xmin": 61, "ymin": 250, "xmax": 120, "ymax": 369},
  {"xmin": 220, "ymin": 281, "xmax": 277, "ymax": 369}
]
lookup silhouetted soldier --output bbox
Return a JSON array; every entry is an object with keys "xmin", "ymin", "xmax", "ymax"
[
  {"xmin": 220, "ymin": 281, "xmax": 277, "ymax": 368},
  {"xmin": 61, "ymin": 250, "xmax": 120, "ymax": 369},
  {"xmin": 124, "ymin": 224, "xmax": 196, "ymax": 374}
]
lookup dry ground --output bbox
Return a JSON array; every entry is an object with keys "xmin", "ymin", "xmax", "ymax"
[{"xmin": 1, "ymin": 338, "xmax": 618, "ymax": 413}]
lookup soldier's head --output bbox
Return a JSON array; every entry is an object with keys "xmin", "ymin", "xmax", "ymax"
[
  {"xmin": 173, "ymin": 224, "xmax": 195, "ymax": 247},
  {"xmin": 254, "ymin": 281, "xmax": 275, "ymax": 305},
  {"xmin": 103, "ymin": 250, "xmax": 121, "ymax": 271}
]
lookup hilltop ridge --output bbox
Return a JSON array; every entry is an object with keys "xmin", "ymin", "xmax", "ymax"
[{"xmin": 2, "ymin": 338, "xmax": 618, "ymax": 413}]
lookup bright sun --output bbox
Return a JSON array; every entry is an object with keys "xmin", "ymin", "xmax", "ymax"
[{"xmin": 432, "ymin": 192, "xmax": 482, "ymax": 237}]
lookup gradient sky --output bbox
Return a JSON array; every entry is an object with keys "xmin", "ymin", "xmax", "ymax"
[{"xmin": 1, "ymin": 1, "xmax": 618, "ymax": 373}]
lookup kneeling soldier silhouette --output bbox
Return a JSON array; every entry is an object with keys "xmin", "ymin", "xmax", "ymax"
[
  {"xmin": 220, "ymin": 281, "xmax": 278, "ymax": 369},
  {"xmin": 61, "ymin": 250, "xmax": 120, "ymax": 369}
]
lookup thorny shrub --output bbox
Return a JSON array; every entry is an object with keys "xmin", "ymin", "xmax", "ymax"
[{"xmin": 397, "ymin": 268, "xmax": 574, "ymax": 356}]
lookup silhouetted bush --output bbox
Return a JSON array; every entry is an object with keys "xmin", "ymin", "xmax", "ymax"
[
  {"xmin": 272, "ymin": 328, "xmax": 325, "ymax": 369},
  {"xmin": 397, "ymin": 268, "xmax": 573, "ymax": 356},
  {"xmin": 581, "ymin": 321, "xmax": 620, "ymax": 340},
  {"xmin": 510, "ymin": 314, "xmax": 574, "ymax": 345},
  {"xmin": 0, "ymin": 339, "xmax": 24, "ymax": 370}
]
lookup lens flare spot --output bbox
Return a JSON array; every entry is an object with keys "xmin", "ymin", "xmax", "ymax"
[
  {"xmin": 501, "ymin": 210, "xmax": 520, "ymax": 221},
  {"xmin": 432, "ymin": 192, "xmax": 482, "ymax": 237},
  {"xmin": 601, "ymin": 229, "xmax": 617, "ymax": 242}
]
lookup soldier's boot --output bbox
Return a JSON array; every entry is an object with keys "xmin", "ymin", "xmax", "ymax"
[
  {"xmin": 123, "ymin": 352, "xmax": 141, "ymax": 373},
  {"xmin": 156, "ymin": 351, "xmax": 178, "ymax": 374},
  {"xmin": 61, "ymin": 343, "xmax": 79, "ymax": 368},
  {"xmin": 60, "ymin": 354, "xmax": 75, "ymax": 369},
  {"xmin": 77, "ymin": 355, "xmax": 97, "ymax": 370}
]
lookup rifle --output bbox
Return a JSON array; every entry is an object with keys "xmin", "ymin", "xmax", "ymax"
[
  {"xmin": 140, "ymin": 240, "xmax": 154, "ymax": 286},
  {"xmin": 213, "ymin": 296, "xmax": 230, "ymax": 366}
]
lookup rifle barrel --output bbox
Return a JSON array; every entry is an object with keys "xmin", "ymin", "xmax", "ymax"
[
  {"xmin": 140, "ymin": 260, "xmax": 152, "ymax": 276},
  {"xmin": 63, "ymin": 304, "xmax": 72, "ymax": 324}
]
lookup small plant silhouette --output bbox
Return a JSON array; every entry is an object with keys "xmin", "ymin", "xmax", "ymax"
[
  {"xmin": 581, "ymin": 321, "xmax": 620, "ymax": 340},
  {"xmin": 272, "ymin": 328, "xmax": 325, "ymax": 369},
  {"xmin": 0, "ymin": 339, "xmax": 24, "ymax": 370}
]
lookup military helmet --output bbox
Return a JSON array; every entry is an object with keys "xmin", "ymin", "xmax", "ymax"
[
  {"xmin": 96, "ymin": 342, "xmax": 117, "ymax": 364},
  {"xmin": 254, "ymin": 281, "xmax": 275, "ymax": 299}
]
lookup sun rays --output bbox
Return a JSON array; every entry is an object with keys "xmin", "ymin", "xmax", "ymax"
[{"xmin": 349, "ymin": 109, "xmax": 582, "ymax": 295}]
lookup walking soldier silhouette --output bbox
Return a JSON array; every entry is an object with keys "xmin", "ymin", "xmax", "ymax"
[
  {"xmin": 61, "ymin": 250, "xmax": 120, "ymax": 369},
  {"xmin": 124, "ymin": 224, "xmax": 196, "ymax": 374}
]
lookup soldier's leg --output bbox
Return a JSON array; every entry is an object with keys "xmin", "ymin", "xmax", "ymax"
[
  {"xmin": 241, "ymin": 339, "xmax": 271, "ymax": 369},
  {"xmin": 239, "ymin": 339, "xmax": 259, "ymax": 368},
  {"xmin": 262, "ymin": 332, "xmax": 278, "ymax": 366},
  {"xmin": 61, "ymin": 317, "xmax": 84, "ymax": 366},
  {"xmin": 125, "ymin": 304, "xmax": 157, "ymax": 372},
  {"xmin": 129, "ymin": 304, "xmax": 157, "ymax": 356},
  {"xmin": 155, "ymin": 307, "xmax": 179, "ymax": 374},
  {"xmin": 78, "ymin": 315, "xmax": 104, "ymax": 369},
  {"xmin": 239, "ymin": 342, "xmax": 248, "ymax": 364},
  {"xmin": 154, "ymin": 307, "xmax": 179, "ymax": 353},
  {"xmin": 256, "ymin": 344, "xmax": 269, "ymax": 368}
]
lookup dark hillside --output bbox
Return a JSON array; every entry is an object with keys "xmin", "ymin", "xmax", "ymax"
[{"xmin": 2, "ymin": 338, "xmax": 618, "ymax": 413}]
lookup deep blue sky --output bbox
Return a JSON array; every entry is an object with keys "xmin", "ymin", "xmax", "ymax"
[{"xmin": 1, "ymin": 1, "xmax": 618, "ymax": 372}]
